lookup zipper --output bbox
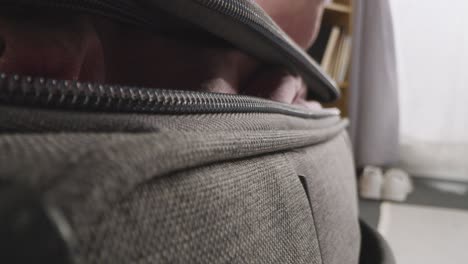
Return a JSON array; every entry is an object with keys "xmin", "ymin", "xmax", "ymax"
[
  {"xmin": 142, "ymin": 0, "xmax": 340, "ymax": 102},
  {"xmin": 0, "ymin": 73, "xmax": 339, "ymax": 118},
  {"xmin": 1, "ymin": 0, "xmax": 340, "ymax": 102}
]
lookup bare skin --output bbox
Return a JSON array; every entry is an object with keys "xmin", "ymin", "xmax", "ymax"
[{"xmin": 0, "ymin": 0, "xmax": 326, "ymax": 108}]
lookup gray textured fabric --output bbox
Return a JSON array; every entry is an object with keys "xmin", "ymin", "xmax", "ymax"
[
  {"xmin": 0, "ymin": 106, "xmax": 360, "ymax": 263},
  {"xmin": 81, "ymin": 154, "xmax": 322, "ymax": 264},
  {"xmin": 0, "ymin": 105, "xmax": 341, "ymax": 133},
  {"xmin": 349, "ymin": 0, "xmax": 400, "ymax": 167},
  {"xmin": 286, "ymin": 134, "xmax": 360, "ymax": 264}
]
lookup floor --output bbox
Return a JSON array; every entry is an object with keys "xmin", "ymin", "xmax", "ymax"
[{"xmin": 359, "ymin": 177, "xmax": 468, "ymax": 264}]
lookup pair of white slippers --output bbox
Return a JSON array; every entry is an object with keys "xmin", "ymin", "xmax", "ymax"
[{"xmin": 359, "ymin": 166, "xmax": 413, "ymax": 202}]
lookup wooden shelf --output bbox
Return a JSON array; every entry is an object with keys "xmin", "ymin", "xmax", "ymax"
[
  {"xmin": 339, "ymin": 82, "xmax": 349, "ymax": 89},
  {"xmin": 322, "ymin": 0, "xmax": 353, "ymax": 117},
  {"xmin": 325, "ymin": 3, "xmax": 352, "ymax": 14},
  {"xmin": 323, "ymin": 2, "xmax": 352, "ymax": 32}
]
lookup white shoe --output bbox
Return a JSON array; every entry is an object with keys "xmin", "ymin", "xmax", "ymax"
[
  {"xmin": 359, "ymin": 166, "xmax": 384, "ymax": 200},
  {"xmin": 382, "ymin": 168, "xmax": 413, "ymax": 202}
]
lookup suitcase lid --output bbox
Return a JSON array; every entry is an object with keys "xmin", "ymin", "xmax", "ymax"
[{"xmin": 0, "ymin": 0, "xmax": 339, "ymax": 102}]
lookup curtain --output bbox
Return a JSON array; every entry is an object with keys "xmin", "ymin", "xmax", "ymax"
[
  {"xmin": 390, "ymin": 0, "xmax": 468, "ymax": 182},
  {"xmin": 349, "ymin": 0, "xmax": 400, "ymax": 168}
]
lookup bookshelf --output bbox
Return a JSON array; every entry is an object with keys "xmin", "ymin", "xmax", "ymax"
[
  {"xmin": 309, "ymin": 0, "xmax": 353, "ymax": 116},
  {"xmin": 325, "ymin": 2, "xmax": 352, "ymax": 14}
]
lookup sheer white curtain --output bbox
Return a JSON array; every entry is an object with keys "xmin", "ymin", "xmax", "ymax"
[
  {"xmin": 390, "ymin": 0, "xmax": 468, "ymax": 181},
  {"xmin": 349, "ymin": 0, "xmax": 400, "ymax": 168}
]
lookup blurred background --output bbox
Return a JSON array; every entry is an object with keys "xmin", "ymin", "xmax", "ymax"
[{"xmin": 309, "ymin": 0, "xmax": 468, "ymax": 263}]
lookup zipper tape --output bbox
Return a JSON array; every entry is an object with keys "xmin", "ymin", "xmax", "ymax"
[{"xmin": 0, "ymin": 73, "xmax": 340, "ymax": 118}]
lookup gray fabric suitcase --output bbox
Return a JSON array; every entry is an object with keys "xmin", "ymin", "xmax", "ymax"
[
  {"xmin": 0, "ymin": 98, "xmax": 360, "ymax": 264},
  {"xmin": 0, "ymin": 0, "xmax": 392, "ymax": 263}
]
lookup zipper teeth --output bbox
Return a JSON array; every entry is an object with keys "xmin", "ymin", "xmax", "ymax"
[
  {"xmin": 194, "ymin": 0, "xmax": 310, "ymax": 68},
  {"xmin": 190, "ymin": 0, "xmax": 336, "ymax": 101},
  {"xmin": 0, "ymin": 73, "xmax": 337, "ymax": 118},
  {"xmin": 201, "ymin": 0, "xmax": 280, "ymax": 32},
  {"xmin": 2, "ymin": 0, "xmax": 337, "ymax": 101},
  {"xmin": 0, "ymin": 0, "xmax": 338, "ymax": 116}
]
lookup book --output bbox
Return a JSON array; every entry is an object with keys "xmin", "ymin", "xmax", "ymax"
[
  {"xmin": 337, "ymin": 35, "xmax": 352, "ymax": 83},
  {"xmin": 308, "ymin": 25, "xmax": 333, "ymax": 63},
  {"xmin": 308, "ymin": 25, "xmax": 350, "ymax": 83},
  {"xmin": 331, "ymin": 32, "xmax": 346, "ymax": 80},
  {"xmin": 320, "ymin": 26, "xmax": 341, "ymax": 74}
]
